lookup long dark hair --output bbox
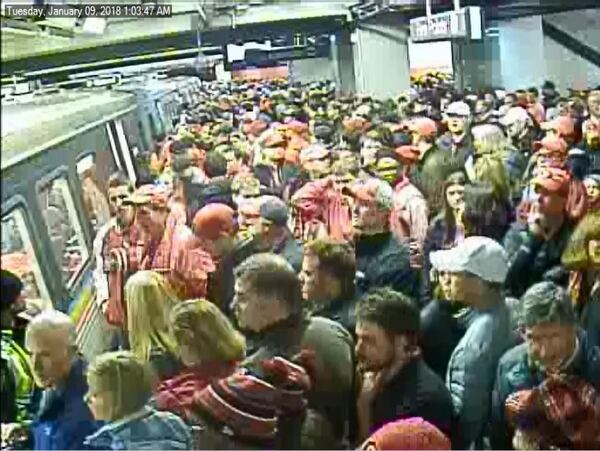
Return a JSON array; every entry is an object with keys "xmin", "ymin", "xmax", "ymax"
[
  {"xmin": 441, "ymin": 171, "xmax": 468, "ymax": 244},
  {"xmin": 463, "ymin": 183, "xmax": 513, "ymax": 241}
]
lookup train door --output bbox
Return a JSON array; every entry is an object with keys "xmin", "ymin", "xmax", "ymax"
[
  {"xmin": 36, "ymin": 172, "xmax": 90, "ymax": 292},
  {"xmin": 154, "ymin": 98, "xmax": 167, "ymax": 134},
  {"xmin": 1, "ymin": 206, "xmax": 52, "ymax": 312},
  {"xmin": 137, "ymin": 109, "xmax": 153, "ymax": 152},
  {"xmin": 114, "ymin": 119, "xmax": 137, "ymax": 185},
  {"xmin": 76, "ymin": 154, "xmax": 112, "ymax": 236},
  {"xmin": 148, "ymin": 107, "xmax": 161, "ymax": 140},
  {"xmin": 35, "ymin": 164, "xmax": 113, "ymax": 359}
]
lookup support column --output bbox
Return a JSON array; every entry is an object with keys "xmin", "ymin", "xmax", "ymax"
[
  {"xmin": 459, "ymin": 33, "xmax": 502, "ymax": 90},
  {"xmin": 334, "ymin": 29, "xmax": 356, "ymax": 95},
  {"xmin": 498, "ymin": 15, "xmax": 546, "ymax": 90},
  {"xmin": 353, "ymin": 22, "xmax": 410, "ymax": 99},
  {"xmin": 452, "ymin": 42, "xmax": 464, "ymax": 91}
]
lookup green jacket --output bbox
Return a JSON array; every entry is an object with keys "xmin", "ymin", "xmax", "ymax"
[{"xmin": 1, "ymin": 330, "xmax": 35, "ymax": 423}]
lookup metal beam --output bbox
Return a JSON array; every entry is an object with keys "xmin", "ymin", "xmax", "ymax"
[{"xmin": 542, "ymin": 18, "xmax": 600, "ymax": 68}]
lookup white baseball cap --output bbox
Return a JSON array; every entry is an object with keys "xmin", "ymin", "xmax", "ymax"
[
  {"xmin": 445, "ymin": 101, "xmax": 471, "ymax": 117},
  {"xmin": 499, "ymin": 106, "xmax": 530, "ymax": 127},
  {"xmin": 430, "ymin": 236, "xmax": 509, "ymax": 284}
]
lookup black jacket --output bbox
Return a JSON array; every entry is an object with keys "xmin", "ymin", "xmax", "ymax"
[
  {"xmin": 420, "ymin": 300, "xmax": 467, "ymax": 379},
  {"xmin": 309, "ymin": 295, "xmax": 358, "ymax": 339},
  {"xmin": 503, "ymin": 221, "xmax": 572, "ymax": 298},
  {"xmin": 370, "ymin": 357, "xmax": 454, "ymax": 440},
  {"xmin": 355, "ymin": 232, "xmax": 419, "ymax": 300}
]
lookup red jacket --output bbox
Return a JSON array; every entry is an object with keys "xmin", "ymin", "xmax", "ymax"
[{"xmin": 154, "ymin": 361, "xmax": 238, "ymax": 421}]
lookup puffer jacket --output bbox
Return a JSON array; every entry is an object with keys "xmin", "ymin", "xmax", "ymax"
[
  {"xmin": 445, "ymin": 302, "xmax": 512, "ymax": 449},
  {"xmin": 490, "ymin": 330, "xmax": 600, "ymax": 449},
  {"xmin": 84, "ymin": 406, "xmax": 191, "ymax": 450}
]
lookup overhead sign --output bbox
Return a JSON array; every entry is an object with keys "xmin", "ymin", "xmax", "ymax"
[{"xmin": 410, "ymin": 6, "xmax": 482, "ymax": 43}]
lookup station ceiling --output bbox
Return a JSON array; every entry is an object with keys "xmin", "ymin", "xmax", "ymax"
[{"xmin": 1, "ymin": 0, "xmax": 598, "ymax": 78}]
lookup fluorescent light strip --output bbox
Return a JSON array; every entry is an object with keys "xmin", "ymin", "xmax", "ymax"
[{"xmin": 25, "ymin": 47, "xmax": 220, "ymax": 77}]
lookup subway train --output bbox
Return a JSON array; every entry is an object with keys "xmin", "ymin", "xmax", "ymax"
[{"xmin": 0, "ymin": 75, "xmax": 201, "ymax": 360}]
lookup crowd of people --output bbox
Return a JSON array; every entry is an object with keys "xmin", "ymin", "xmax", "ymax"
[{"xmin": 1, "ymin": 75, "xmax": 600, "ymax": 450}]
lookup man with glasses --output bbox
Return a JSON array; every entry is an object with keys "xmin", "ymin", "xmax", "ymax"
[{"xmin": 490, "ymin": 281, "xmax": 600, "ymax": 449}]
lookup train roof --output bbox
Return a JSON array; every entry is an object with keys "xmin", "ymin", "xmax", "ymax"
[
  {"xmin": 115, "ymin": 76, "xmax": 197, "ymax": 98},
  {"xmin": 1, "ymin": 88, "xmax": 136, "ymax": 171}
]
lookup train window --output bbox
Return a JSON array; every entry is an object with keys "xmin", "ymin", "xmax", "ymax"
[
  {"xmin": 37, "ymin": 176, "xmax": 90, "ymax": 288},
  {"xmin": 115, "ymin": 119, "xmax": 137, "ymax": 185},
  {"xmin": 1, "ymin": 209, "xmax": 50, "ymax": 303},
  {"xmin": 155, "ymin": 101, "xmax": 166, "ymax": 133},
  {"xmin": 106, "ymin": 123, "xmax": 123, "ymax": 171},
  {"xmin": 148, "ymin": 112, "xmax": 158, "ymax": 138},
  {"xmin": 77, "ymin": 154, "xmax": 111, "ymax": 234}
]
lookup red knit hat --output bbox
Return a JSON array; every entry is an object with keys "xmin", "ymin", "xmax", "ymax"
[
  {"xmin": 193, "ymin": 374, "xmax": 279, "ymax": 443},
  {"xmin": 192, "ymin": 357, "xmax": 310, "ymax": 444},
  {"xmin": 359, "ymin": 417, "xmax": 451, "ymax": 450}
]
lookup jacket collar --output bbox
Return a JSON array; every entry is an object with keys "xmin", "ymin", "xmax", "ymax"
[
  {"xmin": 102, "ymin": 406, "xmax": 153, "ymax": 433},
  {"xmin": 38, "ymin": 356, "xmax": 87, "ymax": 418},
  {"xmin": 245, "ymin": 314, "xmax": 309, "ymax": 365},
  {"xmin": 84, "ymin": 406, "xmax": 154, "ymax": 447},
  {"xmin": 271, "ymin": 228, "xmax": 294, "ymax": 254}
]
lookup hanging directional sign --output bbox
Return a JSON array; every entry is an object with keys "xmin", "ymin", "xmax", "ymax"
[{"xmin": 410, "ymin": 6, "xmax": 482, "ymax": 43}]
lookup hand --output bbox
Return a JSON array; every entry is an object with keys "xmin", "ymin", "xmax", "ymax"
[
  {"xmin": 357, "ymin": 370, "xmax": 386, "ymax": 408},
  {"xmin": 527, "ymin": 214, "xmax": 547, "ymax": 239},
  {"xmin": 512, "ymin": 429, "xmax": 540, "ymax": 450},
  {"xmin": 108, "ymin": 256, "xmax": 120, "ymax": 271},
  {"xmin": 408, "ymin": 241, "xmax": 424, "ymax": 269},
  {"xmin": 455, "ymin": 205, "xmax": 465, "ymax": 227}
]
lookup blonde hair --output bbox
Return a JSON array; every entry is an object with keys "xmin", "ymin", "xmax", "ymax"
[
  {"xmin": 170, "ymin": 299, "xmax": 246, "ymax": 363},
  {"xmin": 125, "ymin": 271, "xmax": 180, "ymax": 363},
  {"xmin": 473, "ymin": 154, "xmax": 511, "ymax": 201},
  {"xmin": 472, "ymin": 124, "xmax": 508, "ymax": 157},
  {"xmin": 88, "ymin": 351, "xmax": 154, "ymax": 420},
  {"xmin": 562, "ymin": 211, "xmax": 600, "ymax": 270}
]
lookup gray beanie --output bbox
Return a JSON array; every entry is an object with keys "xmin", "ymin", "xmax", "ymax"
[
  {"xmin": 522, "ymin": 281, "xmax": 576, "ymax": 328},
  {"xmin": 259, "ymin": 196, "xmax": 289, "ymax": 227}
]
